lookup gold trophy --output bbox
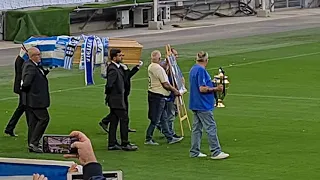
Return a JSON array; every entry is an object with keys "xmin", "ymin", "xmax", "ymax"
[{"xmin": 212, "ymin": 67, "xmax": 230, "ymax": 108}]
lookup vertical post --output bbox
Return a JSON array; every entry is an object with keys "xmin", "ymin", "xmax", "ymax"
[
  {"xmin": 300, "ymin": 0, "xmax": 304, "ymax": 8},
  {"xmin": 153, "ymin": 0, "xmax": 158, "ymax": 22},
  {"xmin": 0, "ymin": 11, "xmax": 3, "ymax": 41},
  {"xmin": 270, "ymin": 0, "xmax": 275, "ymax": 11},
  {"xmin": 262, "ymin": 0, "xmax": 266, "ymax": 10}
]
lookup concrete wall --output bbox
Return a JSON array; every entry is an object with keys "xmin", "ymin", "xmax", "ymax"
[
  {"xmin": 70, "ymin": 21, "xmax": 116, "ymax": 34},
  {"xmin": 166, "ymin": 0, "xmax": 251, "ymax": 22},
  {"xmin": 69, "ymin": 1, "xmax": 242, "ymax": 33},
  {"xmin": 304, "ymin": 0, "xmax": 320, "ymax": 7}
]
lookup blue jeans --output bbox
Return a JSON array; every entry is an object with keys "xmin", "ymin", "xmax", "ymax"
[
  {"xmin": 166, "ymin": 101, "xmax": 177, "ymax": 135},
  {"xmin": 190, "ymin": 110, "xmax": 221, "ymax": 157},
  {"xmin": 146, "ymin": 92, "xmax": 173, "ymax": 142}
]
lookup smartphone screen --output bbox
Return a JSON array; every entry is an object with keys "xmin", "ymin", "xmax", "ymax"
[{"xmin": 42, "ymin": 135, "xmax": 78, "ymax": 154}]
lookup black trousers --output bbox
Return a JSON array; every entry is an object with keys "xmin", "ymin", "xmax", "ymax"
[
  {"xmin": 25, "ymin": 107, "xmax": 50, "ymax": 146},
  {"xmin": 5, "ymin": 93, "xmax": 25, "ymax": 132},
  {"xmin": 108, "ymin": 108, "xmax": 129, "ymax": 146},
  {"xmin": 102, "ymin": 95, "xmax": 129, "ymax": 126}
]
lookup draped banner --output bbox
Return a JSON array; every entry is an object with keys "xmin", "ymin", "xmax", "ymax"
[
  {"xmin": 20, "ymin": 35, "xmax": 109, "ymax": 86},
  {"xmin": 20, "ymin": 36, "xmax": 80, "ymax": 69},
  {"xmin": 0, "ymin": 158, "xmax": 123, "ymax": 179},
  {"xmin": 0, "ymin": 158, "xmax": 75, "ymax": 180}
]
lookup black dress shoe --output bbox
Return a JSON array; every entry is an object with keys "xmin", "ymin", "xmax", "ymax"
[
  {"xmin": 128, "ymin": 128, "xmax": 136, "ymax": 133},
  {"xmin": 121, "ymin": 144, "xmax": 138, "ymax": 151},
  {"xmin": 99, "ymin": 122, "xmax": 109, "ymax": 133},
  {"xmin": 28, "ymin": 144, "xmax": 43, "ymax": 153},
  {"xmin": 108, "ymin": 144, "xmax": 122, "ymax": 151},
  {"xmin": 4, "ymin": 130, "xmax": 18, "ymax": 137}
]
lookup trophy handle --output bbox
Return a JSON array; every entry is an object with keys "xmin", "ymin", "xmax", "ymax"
[
  {"xmin": 219, "ymin": 67, "xmax": 226, "ymax": 97},
  {"xmin": 216, "ymin": 67, "xmax": 226, "ymax": 108},
  {"xmin": 214, "ymin": 88, "xmax": 218, "ymax": 107}
]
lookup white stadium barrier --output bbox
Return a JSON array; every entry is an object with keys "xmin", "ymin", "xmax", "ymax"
[
  {"xmin": 0, "ymin": 157, "xmax": 123, "ymax": 180},
  {"xmin": 0, "ymin": 0, "xmax": 115, "ymax": 10}
]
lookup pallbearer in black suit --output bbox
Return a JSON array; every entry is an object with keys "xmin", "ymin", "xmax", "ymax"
[
  {"xmin": 120, "ymin": 61, "xmax": 143, "ymax": 132},
  {"xmin": 99, "ymin": 60, "xmax": 143, "ymax": 133},
  {"xmin": 4, "ymin": 56, "xmax": 25, "ymax": 137},
  {"xmin": 21, "ymin": 47, "xmax": 50, "ymax": 153},
  {"xmin": 105, "ymin": 49, "xmax": 138, "ymax": 151}
]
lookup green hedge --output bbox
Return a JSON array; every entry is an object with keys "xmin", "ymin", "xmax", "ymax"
[{"xmin": 5, "ymin": 7, "xmax": 72, "ymax": 43}]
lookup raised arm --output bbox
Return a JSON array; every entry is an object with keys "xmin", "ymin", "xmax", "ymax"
[
  {"xmin": 128, "ymin": 65, "xmax": 140, "ymax": 79},
  {"xmin": 21, "ymin": 63, "xmax": 36, "ymax": 92}
]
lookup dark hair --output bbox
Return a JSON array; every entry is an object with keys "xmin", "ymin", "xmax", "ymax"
[{"xmin": 110, "ymin": 49, "xmax": 121, "ymax": 60}]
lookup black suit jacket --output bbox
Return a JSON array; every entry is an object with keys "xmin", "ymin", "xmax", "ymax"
[
  {"xmin": 21, "ymin": 60, "xmax": 50, "ymax": 108},
  {"xmin": 123, "ymin": 65, "xmax": 140, "ymax": 96},
  {"xmin": 105, "ymin": 62, "xmax": 126, "ymax": 109},
  {"xmin": 13, "ymin": 56, "xmax": 25, "ymax": 94}
]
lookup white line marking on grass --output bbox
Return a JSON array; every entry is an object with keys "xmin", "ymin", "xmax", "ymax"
[
  {"xmin": 227, "ymin": 93, "xmax": 320, "ymax": 101},
  {"xmin": 130, "ymin": 88, "xmax": 320, "ymax": 101},
  {"xmin": 0, "ymin": 51, "xmax": 319, "ymax": 102}
]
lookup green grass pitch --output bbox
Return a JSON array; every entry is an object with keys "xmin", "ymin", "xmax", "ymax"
[{"xmin": 0, "ymin": 27, "xmax": 319, "ymax": 179}]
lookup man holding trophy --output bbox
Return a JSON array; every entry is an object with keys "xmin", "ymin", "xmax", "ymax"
[{"xmin": 188, "ymin": 51, "xmax": 230, "ymax": 160}]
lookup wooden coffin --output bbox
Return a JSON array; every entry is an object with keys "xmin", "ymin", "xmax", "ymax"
[{"xmin": 73, "ymin": 38, "xmax": 143, "ymax": 65}]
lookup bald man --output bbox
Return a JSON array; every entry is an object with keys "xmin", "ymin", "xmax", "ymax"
[
  {"xmin": 145, "ymin": 50, "xmax": 183, "ymax": 145},
  {"xmin": 21, "ymin": 47, "xmax": 50, "ymax": 153}
]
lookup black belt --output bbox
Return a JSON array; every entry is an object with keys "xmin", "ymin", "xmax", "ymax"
[{"xmin": 148, "ymin": 91, "xmax": 170, "ymax": 98}]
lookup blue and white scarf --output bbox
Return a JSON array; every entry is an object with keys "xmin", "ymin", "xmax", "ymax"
[
  {"xmin": 100, "ymin": 37, "xmax": 109, "ymax": 78},
  {"xmin": 94, "ymin": 36, "xmax": 104, "ymax": 65},
  {"xmin": 63, "ymin": 36, "xmax": 81, "ymax": 69},
  {"xmin": 20, "ymin": 35, "xmax": 111, "ymax": 86},
  {"xmin": 79, "ymin": 34, "xmax": 89, "ymax": 70},
  {"xmin": 83, "ymin": 36, "xmax": 95, "ymax": 85}
]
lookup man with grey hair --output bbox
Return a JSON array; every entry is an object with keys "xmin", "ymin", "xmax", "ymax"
[
  {"xmin": 188, "ymin": 51, "xmax": 229, "ymax": 159},
  {"xmin": 145, "ymin": 50, "xmax": 184, "ymax": 145}
]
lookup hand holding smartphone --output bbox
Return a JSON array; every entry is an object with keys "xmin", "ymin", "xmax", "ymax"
[
  {"xmin": 42, "ymin": 135, "xmax": 79, "ymax": 154},
  {"xmin": 42, "ymin": 131, "xmax": 98, "ymax": 167},
  {"xmin": 63, "ymin": 131, "xmax": 98, "ymax": 166}
]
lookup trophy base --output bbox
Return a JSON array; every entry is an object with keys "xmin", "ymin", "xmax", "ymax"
[
  {"xmin": 215, "ymin": 99, "xmax": 225, "ymax": 108},
  {"xmin": 216, "ymin": 102, "xmax": 225, "ymax": 108}
]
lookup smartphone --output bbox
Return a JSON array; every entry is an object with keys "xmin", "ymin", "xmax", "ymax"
[{"xmin": 42, "ymin": 135, "xmax": 78, "ymax": 154}]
